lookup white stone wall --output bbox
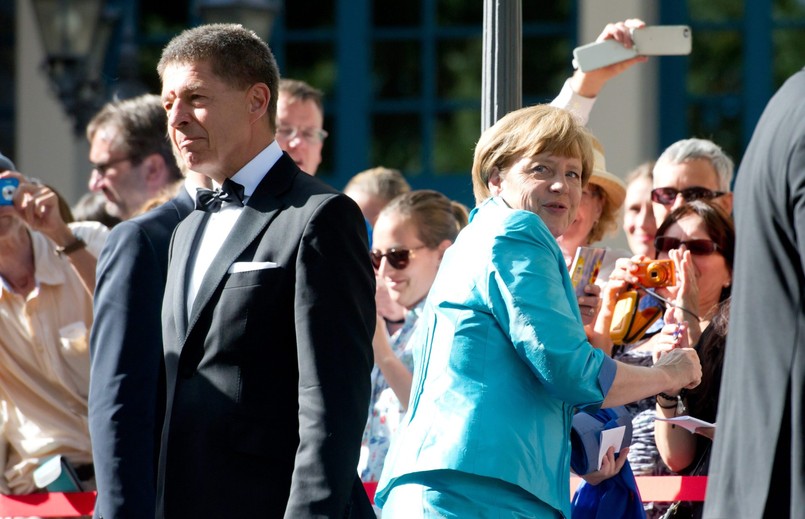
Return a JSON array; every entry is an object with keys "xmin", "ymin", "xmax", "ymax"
[
  {"xmin": 580, "ymin": 0, "xmax": 660, "ymax": 251},
  {"xmin": 16, "ymin": 0, "xmax": 89, "ymax": 205}
]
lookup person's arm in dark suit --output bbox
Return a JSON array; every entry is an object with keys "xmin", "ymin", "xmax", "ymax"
[
  {"xmin": 793, "ymin": 109, "xmax": 805, "ymax": 275},
  {"xmin": 88, "ymin": 218, "xmax": 171, "ymax": 519},
  {"xmin": 285, "ymin": 194, "xmax": 375, "ymax": 518}
]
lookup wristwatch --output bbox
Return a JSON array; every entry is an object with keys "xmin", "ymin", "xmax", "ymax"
[{"xmin": 55, "ymin": 236, "xmax": 87, "ymax": 257}]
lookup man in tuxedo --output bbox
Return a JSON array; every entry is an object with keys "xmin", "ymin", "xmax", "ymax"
[
  {"xmin": 87, "ymin": 95, "xmax": 209, "ymax": 518},
  {"xmin": 705, "ymin": 69, "xmax": 805, "ymax": 518},
  {"xmin": 157, "ymin": 24, "xmax": 375, "ymax": 518}
]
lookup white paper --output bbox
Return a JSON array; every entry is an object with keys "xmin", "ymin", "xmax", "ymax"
[
  {"xmin": 598, "ymin": 425, "xmax": 626, "ymax": 470},
  {"xmin": 655, "ymin": 415, "xmax": 716, "ymax": 434}
]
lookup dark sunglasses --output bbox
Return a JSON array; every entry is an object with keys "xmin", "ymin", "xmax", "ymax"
[
  {"xmin": 650, "ymin": 186, "xmax": 726, "ymax": 206},
  {"xmin": 370, "ymin": 246, "xmax": 426, "ymax": 270},
  {"xmin": 655, "ymin": 236, "xmax": 720, "ymax": 256}
]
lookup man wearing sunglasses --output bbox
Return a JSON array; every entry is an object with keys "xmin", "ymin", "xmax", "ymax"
[{"xmin": 651, "ymin": 138, "xmax": 734, "ymax": 225}]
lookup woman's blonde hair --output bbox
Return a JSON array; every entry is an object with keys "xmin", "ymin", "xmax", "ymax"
[
  {"xmin": 471, "ymin": 105, "xmax": 594, "ymax": 205},
  {"xmin": 380, "ymin": 190, "xmax": 469, "ymax": 248}
]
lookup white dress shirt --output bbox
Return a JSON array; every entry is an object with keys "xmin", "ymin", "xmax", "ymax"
[
  {"xmin": 186, "ymin": 141, "xmax": 283, "ymax": 319},
  {"xmin": 550, "ymin": 78, "xmax": 596, "ymax": 125}
]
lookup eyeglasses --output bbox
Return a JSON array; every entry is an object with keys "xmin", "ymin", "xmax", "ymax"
[
  {"xmin": 275, "ymin": 126, "xmax": 329, "ymax": 144},
  {"xmin": 655, "ymin": 236, "xmax": 720, "ymax": 256},
  {"xmin": 650, "ymin": 186, "xmax": 725, "ymax": 206},
  {"xmin": 370, "ymin": 246, "xmax": 426, "ymax": 270},
  {"xmin": 91, "ymin": 156, "xmax": 132, "ymax": 176}
]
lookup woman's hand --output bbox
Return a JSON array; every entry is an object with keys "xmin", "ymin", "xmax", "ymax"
[
  {"xmin": 376, "ymin": 274, "xmax": 406, "ymax": 334},
  {"xmin": 371, "ymin": 310, "xmax": 413, "ymax": 409},
  {"xmin": 372, "ymin": 311, "xmax": 395, "ymax": 364},
  {"xmin": 580, "ymin": 446, "xmax": 630, "ymax": 486},
  {"xmin": 668, "ymin": 248, "xmax": 702, "ymax": 344},
  {"xmin": 581, "ymin": 283, "xmax": 612, "ymax": 352},
  {"xmin": 612, "ymin": 254, "xmax": 653, "ymax": 285},
  {"xmin": 589, "ymin": 258, "xmax": 641, "ymax": 355},
  {"xmin": 653, "ymin": 344, "xmax": 701, "ymax": 392},
  {"xmin": 598, "ymin": 258, "xmax": 638, "ymax": 317},
  {"xmin": 570, "ymin": 19, "xmax": 648, "ymax": 98},
  {"xmin": 578, "ymin": 284, "xmax": 601, "ymax": 326},
  {"xmin": 650, "ymin": 308, "xmax": 690, "ymax": 364}
]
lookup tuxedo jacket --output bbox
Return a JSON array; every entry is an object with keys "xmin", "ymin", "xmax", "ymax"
[
  {"xmin": 158, "ymin": 154, "xmax": 375, "ymax": 518},
  {"xmin": 89, "ymin": 190, "xmax": 194, "ymax": 519},
  {"xmin": 705, "ymin": 69, "xmax": 805, "ymax": 518}
]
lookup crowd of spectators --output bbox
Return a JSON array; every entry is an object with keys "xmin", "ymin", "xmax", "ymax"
[{"xmin": 0, "ymin": 16, "xmax": 801, "ymax": 519}]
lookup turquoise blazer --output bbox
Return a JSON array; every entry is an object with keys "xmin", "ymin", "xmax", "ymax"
[{"xmin": 376, "ymin": 197, "xmax": 616, "ymax": 517}]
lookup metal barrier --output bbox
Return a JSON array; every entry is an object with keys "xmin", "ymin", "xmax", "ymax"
[{"xmin": 0, "ymin": 477, "xmax": 708, "ymax": 518}]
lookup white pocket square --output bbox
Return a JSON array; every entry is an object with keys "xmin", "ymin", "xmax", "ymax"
[{"xmin": 227, "ymin": 261, "xmax": 278, "ymax": 274}]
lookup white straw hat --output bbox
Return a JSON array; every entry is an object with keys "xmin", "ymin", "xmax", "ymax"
[{"xmin": 589, "ymin": 138, "xmax": 626, "ymax": 210}]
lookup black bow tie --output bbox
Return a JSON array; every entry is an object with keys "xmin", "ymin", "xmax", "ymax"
[{"xmin": 195, "ymin": 178, "xmax": 245, "ymax": 212}]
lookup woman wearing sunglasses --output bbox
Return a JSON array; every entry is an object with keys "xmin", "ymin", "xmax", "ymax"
[
  {"xmin": 594, "ymin": 199, "xmax": 733, "ymax": 517},
  {"xmin": 359, "ymin": 190, "xmax": 468, "ymax": 489},
  {"xmin": 374, "ymin": 105, "xmax": 701, "ymax": 519},
  {"xmin": 630, "ymin": 199, "xmax": 734, "ymax": 350},
  {"xmin": 651, "ymin": 200, "xmax": 733, "ymax": 519}
]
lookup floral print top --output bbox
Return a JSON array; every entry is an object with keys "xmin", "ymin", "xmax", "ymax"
[{"xmin": 358, "ymin": 301, "xmax": 424, "ymax": 483}]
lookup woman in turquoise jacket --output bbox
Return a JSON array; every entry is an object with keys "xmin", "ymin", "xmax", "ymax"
[{"xmin": 375, "ymin": 105, "xmax": 702, "ymax": 518}]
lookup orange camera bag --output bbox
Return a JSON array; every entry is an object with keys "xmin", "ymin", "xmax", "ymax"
[{"xmin": 609, "ymin": 290, "xmax": 664, "ymax": 345}]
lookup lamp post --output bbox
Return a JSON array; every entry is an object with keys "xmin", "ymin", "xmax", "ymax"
[
  {"xmin": 31, "ymin": 0, "xmax": 116, "ymax": 134},
  {"xmin": 196, "ymin": 0, "xmax": 282, "ymax": 41},
  {"xmin": 481, "ymin": 0, "xmax": 522, "ymax": 131}
]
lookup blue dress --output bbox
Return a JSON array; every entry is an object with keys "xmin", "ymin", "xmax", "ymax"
[{"xmin": 376, "ymin": 198, "xmax": 616, "ymax": 518}]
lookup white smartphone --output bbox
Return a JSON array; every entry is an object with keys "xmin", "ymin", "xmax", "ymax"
[{"xmin": 572, "ymin": 25, "xmax": 692, "ymax": 72}]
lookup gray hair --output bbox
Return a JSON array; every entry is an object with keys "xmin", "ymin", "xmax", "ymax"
[
  {"xmin": 86, "ymin": 94, "xmax": 182, "ymax": 182},
  {"xmin": 655, "ymin": 138, "xmax": 734, "ymax": 191}
]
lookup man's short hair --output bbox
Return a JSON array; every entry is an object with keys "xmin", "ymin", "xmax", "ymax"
[
  {"xmin": 86, "ymin": 94, "xmax": 182, "ymax": 182},
  {"xmin": 157, "ymin": 23, "xmax": 280, "ymax": 131},
  {"xmin": 279, "ymin": 78, "xmax": 324, "ymax": 115},
  {"xmin": 655, "ymin": 138, "xmax": 734, "ymax": 191}
]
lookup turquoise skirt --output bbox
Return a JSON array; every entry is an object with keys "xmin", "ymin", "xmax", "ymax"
[{"xmin": 380, "ymin": 469, "xmax": 561, "ymax": 519}]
